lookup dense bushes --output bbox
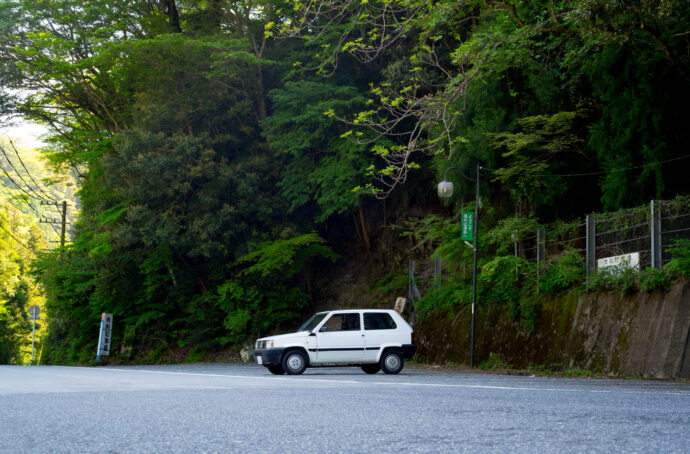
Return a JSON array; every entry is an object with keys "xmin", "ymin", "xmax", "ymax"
[{"xmin": 407, "ymin": 208, "xmax": 690, "ymax": 337}]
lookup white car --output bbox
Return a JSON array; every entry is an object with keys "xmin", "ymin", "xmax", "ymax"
[{"xmin": 254, "ymin": 309, "xmax": 416, "ymax": 375}]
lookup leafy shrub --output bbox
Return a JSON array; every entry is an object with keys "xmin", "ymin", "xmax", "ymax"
[
  {"xmin": 586, "ymin": 266, "xmax": 639, "ymax": 295},
  {"xmin": 539, "ymin": 250, "xmax": 585, "ymax": 294},
  {"xmin": 565, "ymin": 368, "xmax": 592, "ymax": 377},
  {"xmin": 638, "ymin": 268, "xmax": 673, "ymax": 292},
  {"xmin": 479, "ymin": 353, "xmax": 507, "ymax": 370},
  {"xmin": 519, "ymin": 297, "xmax": 539, "ymax": 334},
  {"xmin": 664, "ymin": 239, "xmax": 690, "ymax": 277},
  {"xmin": 415, "ymin": 281, "xmax": 473, "ymax": 315},
  {"xmin": 479, "ymin": 255, "xmax": 532, "ymax": 304},
  {"xmin": 372, "ymin": 271, "xmax": 409, "ymax": 296},
  {"xmin": 487, "ymin": 217, "xmax": 539, "ymax": 255},
  {"xmin": 616, "ymin": 267, "xmax": 639, "ymax": 295},
  {"xmin": 521, "ymin": 363, "xmax": 553, "ymax": 376}
]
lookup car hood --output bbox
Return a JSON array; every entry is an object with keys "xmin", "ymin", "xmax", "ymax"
[{"xmin": 258, "ymin": 332, "xmax": 309, "ymax": 343}]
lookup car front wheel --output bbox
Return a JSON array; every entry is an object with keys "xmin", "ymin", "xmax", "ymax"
[
  {"xmin": 282, "ymin": 350, "xmax": 308, "ymax": 375},
  {"xmin": 267, "ymin": 365, "xmax": 285, "ymax": 375},
  {"xmin": 379, "ymin": 350, "xmax": 404, "ymax": 374}
]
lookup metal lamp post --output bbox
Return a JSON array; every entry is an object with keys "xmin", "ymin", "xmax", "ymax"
[{"xmin": 437, "ymin": 163, "xmax": 480, "ymax": 368}]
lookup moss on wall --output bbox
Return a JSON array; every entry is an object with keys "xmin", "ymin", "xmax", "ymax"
[{"xmin": 415, "ymin": 280, "xmax": 690, "ymax": 378}]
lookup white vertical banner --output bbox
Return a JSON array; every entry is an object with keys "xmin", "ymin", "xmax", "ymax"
[{"xmin": 96, "ymin": 313, "xmax": 113, "ymax": 360}]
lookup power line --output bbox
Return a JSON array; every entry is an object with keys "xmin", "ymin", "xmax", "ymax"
[
  {"xmin": 7, "ymin": 138, "xmax": 56, "ymax": 201},
  {"xmin": 0, "ymin": 185, "xmax": 63, "ymax": 242},
  {"xmin": 0, "ymin": 213, "xmax": 34, "ymax": 253},
  {"xmin": 0, "ymin": 143, "xmax": 52, "ymax": 201},
  {"xmin": 482, "ymin": 154, "xmax": 690, "ymax": 178},
  {"xmin": 0, "ymin": 161, "xmax": 46, "ymax": 201}
]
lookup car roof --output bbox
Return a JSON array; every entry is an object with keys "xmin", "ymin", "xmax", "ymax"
[{"xmin": 321, "ymin": 309, "xmax": 396, "ymax": 314}]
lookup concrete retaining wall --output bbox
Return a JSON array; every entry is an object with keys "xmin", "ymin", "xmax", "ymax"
[{"xmin": 415, "ymin": 280, "xmax": 690, "ymax": 378}]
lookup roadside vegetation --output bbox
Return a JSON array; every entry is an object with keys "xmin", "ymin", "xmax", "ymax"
[{"xmin": 0, "ymin": 1, "xmax": 688, "ymax": 364}]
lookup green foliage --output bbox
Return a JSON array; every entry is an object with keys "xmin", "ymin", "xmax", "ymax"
[
  {"xmin": 1, "ymin": 0, "xmax": 689, "ymax": 365},
  {"xmin": 479, "ymin": 255, "xmax": 530, "ymax": 304},
  {"xmin": 564, "ymin": 368, "xmax": 593, "ymax": 378},
  {"xmin": 664, "ymin": 239, "xmax": 690, "ymax": 277},
  {"xmin": 264, "ymin": 81, "xmax": 375, "ymax": 222},
  {"xmin": 238, "ymin": 233, "xmax": 339, "ymax": 278},
  {"xmin": 539, "ymin": 251, "xmax": 585, "ymax": 294},
  {"xmin": 371, "ymin": 271, "xmax": 409, "ymax": 298},
  {"xmin": 638, "ymin": 268, "xmax": 673, "ymax": 293},
  {"xmin": 487, "ymin": 216, "xmax": 539, "ymax": 255},
  {"xmin": 414, "ymin": 281, "xmax": 473, "ymax": 316},
  {"xmin": 491, "ymin": 111, "xmax": 586, "ymax": 213},
  {"xmin": 479, "ymin": 354, "xmax": 506, "ymax": 371},
  {"xmin": 212, "ymin": 232, "xmax": 338, "ymax": 345},
  {"xmin": 0, "ymin": 194, "xmax": 44, "ymax": 364},
  {"xmin": 521, "ymin": 364, "xmax": 554, "ymax": 377},
  {"xmin": 586, "ymin": 267, "xmax": 640, "ymax": 296}
]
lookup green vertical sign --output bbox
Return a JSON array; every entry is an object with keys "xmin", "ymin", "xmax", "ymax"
[{"xmin": 461, "ymin": 211, "xmax": 474, "ymax": 241}]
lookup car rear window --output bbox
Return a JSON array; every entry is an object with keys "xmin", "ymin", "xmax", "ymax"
[{"xmin": 364, "ymin": 313, "xmax": 397, "ymax": 330}]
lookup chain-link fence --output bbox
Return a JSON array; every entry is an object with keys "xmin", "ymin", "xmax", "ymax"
[
  {"xmin": 516, "ymin": 199, "xmax": 690, "ymax": 277},
  {"xmin": 407, "ymin": 198, "xmax": 690, "ymax": 302},
  {"xmin": 660, "ymin": 200, "xmax": 690, "ymax": 266}
]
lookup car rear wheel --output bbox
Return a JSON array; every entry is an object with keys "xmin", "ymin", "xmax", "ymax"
[
  {"xmin": 361, "ymin": 364, "xmax": 380, "ymax": 374},
  {"xmin": 379, "ymin": 350, "xmax": 404, "ymax": 374},
  {"xmin": 267, "ymin": 365, "xmax": 285, "ymax": 375},
  {"xmin": 282, "ymin": 350, "xmax": 308, "ymax": 375}
]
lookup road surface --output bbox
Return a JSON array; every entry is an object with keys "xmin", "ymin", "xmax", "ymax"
[{"xmin": 1, "ymin": 363, "xmax": 689, "ymax": 453}]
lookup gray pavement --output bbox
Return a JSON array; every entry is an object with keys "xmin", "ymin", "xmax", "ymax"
[{"xmin": 1, "ymin": 363, "xmax": 689, "ymax": 453}]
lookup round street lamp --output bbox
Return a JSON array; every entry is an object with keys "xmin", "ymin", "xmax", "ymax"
[
  {"xmin": 438, "ymin": 163, "xmax": 481, "ymax": 368},
  {"xmin": 437, "ymin": 180, "xmax": 454, "ymax": 198}
]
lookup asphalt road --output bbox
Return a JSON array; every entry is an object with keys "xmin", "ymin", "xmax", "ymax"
[{"xmin": 1, "ymin": 364, "xmax": 689, "ymax": 453}]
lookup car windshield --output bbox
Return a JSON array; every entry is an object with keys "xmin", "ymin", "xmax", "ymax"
[{"xmin": 298, "ymin": 312, "xmax": 328, "ymax": 332}]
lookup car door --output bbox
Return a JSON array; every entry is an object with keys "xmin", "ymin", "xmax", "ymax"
[
  {"xmin": 363, "ymin": 312, "xmax": 399, "ymax": 361},
  {"xmin": 315, "ymin": 312, "xmax": 365, "ymax": 363}
]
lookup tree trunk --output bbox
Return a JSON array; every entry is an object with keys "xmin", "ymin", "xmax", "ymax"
[
  {"xmin": 358, "ymin": 204, "xmax": 371, "ymax": 254},
  {"xmin": 158, "ymin": 0, "xmax": 181, "ymax": 32}
]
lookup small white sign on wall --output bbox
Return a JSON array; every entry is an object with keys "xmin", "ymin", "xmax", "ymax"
[{"xmin": 597, "ymin": 252, "xmax": 640, "ymax": 271}]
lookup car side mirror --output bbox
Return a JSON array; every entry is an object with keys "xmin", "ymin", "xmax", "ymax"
[{"xmin": 308, "ymin": 332, "xmax": 316, "ymax": 337}]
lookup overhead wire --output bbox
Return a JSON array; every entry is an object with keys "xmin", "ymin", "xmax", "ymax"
[
  {"xmin": 0, "ymin": 142, "xmax": 52, "ymax": 202},
  {"xmin": 0, "ymin": 213, "xmax": 35, "ymax": 253},
  {"xmin": 0, "ymin": 160, "xmax": 46, "ymax": 201},
  {"xmin": 0, "ymin": 134, "xmax": 75, "ymax": 251},
  {"xmin": 0, "ymin": 141, "xmax": 72, "ymax": 241},
  {"xmin": 7, "ymin": 138, "xmax": 56, "ymax": 202},
  {"xmin": 0, "ymin": 184, "xmax": 64, "ymax": 243},
  {"xmin": 481, "ymin": 154, "xmax": 690, "ymax": 178}
]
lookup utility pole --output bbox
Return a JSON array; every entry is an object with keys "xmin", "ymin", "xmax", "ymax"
[
  {"xmin": 470, "ymin": 162, "xmax": 480, "ymax": 369},
  {"xmin": 40, "ymin": 200, "xmax": 69, "ymax": 246},
  {"xmin": 60, "ymin": 200, "xmax": 67, "ymax": 247}
]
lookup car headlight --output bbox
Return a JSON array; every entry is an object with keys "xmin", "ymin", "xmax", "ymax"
[{"xmin": 256, "ymin": 340, "xmax": 274, "ymax": 349}]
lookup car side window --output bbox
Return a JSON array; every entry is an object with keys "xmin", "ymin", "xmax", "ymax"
[
  {"xmin": 364, "ymin": 313, "xmax": 397, "ymax": 330},
  {"xmin": 321, "ymin": 313, "xmax": 361, "ymax": 332}
]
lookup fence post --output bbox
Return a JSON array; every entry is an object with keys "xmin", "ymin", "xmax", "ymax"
[
  {"xmin": 512, "ymin": 232, "xmax": 518, "ymax": 281},
  {"xmin": 586, "ymin": 215, "xmax": 596, "ymax": 282},
  {"xmin": 650, "ymin": 200, "xmax": 662, "ymax": 269},
  {"xmin": 433, "ymin": 257, "xmax": 442, "ymax": 286},
  {"xmin": 536, "ymin": 228, "xmax": 545, "ymax": 292},
  {"xmin": 409, "ymin": 260, "xmax": 422, "ymax": 304}
]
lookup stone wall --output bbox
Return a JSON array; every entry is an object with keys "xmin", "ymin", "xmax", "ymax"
[{"xmin": 414, "ymin": 280, "xmax": 690, "ymax": 378}]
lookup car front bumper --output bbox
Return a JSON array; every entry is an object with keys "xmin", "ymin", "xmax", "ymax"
[{"xmin": 253, "ymin": 348, "xmax": 285, "ymax": 366}]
